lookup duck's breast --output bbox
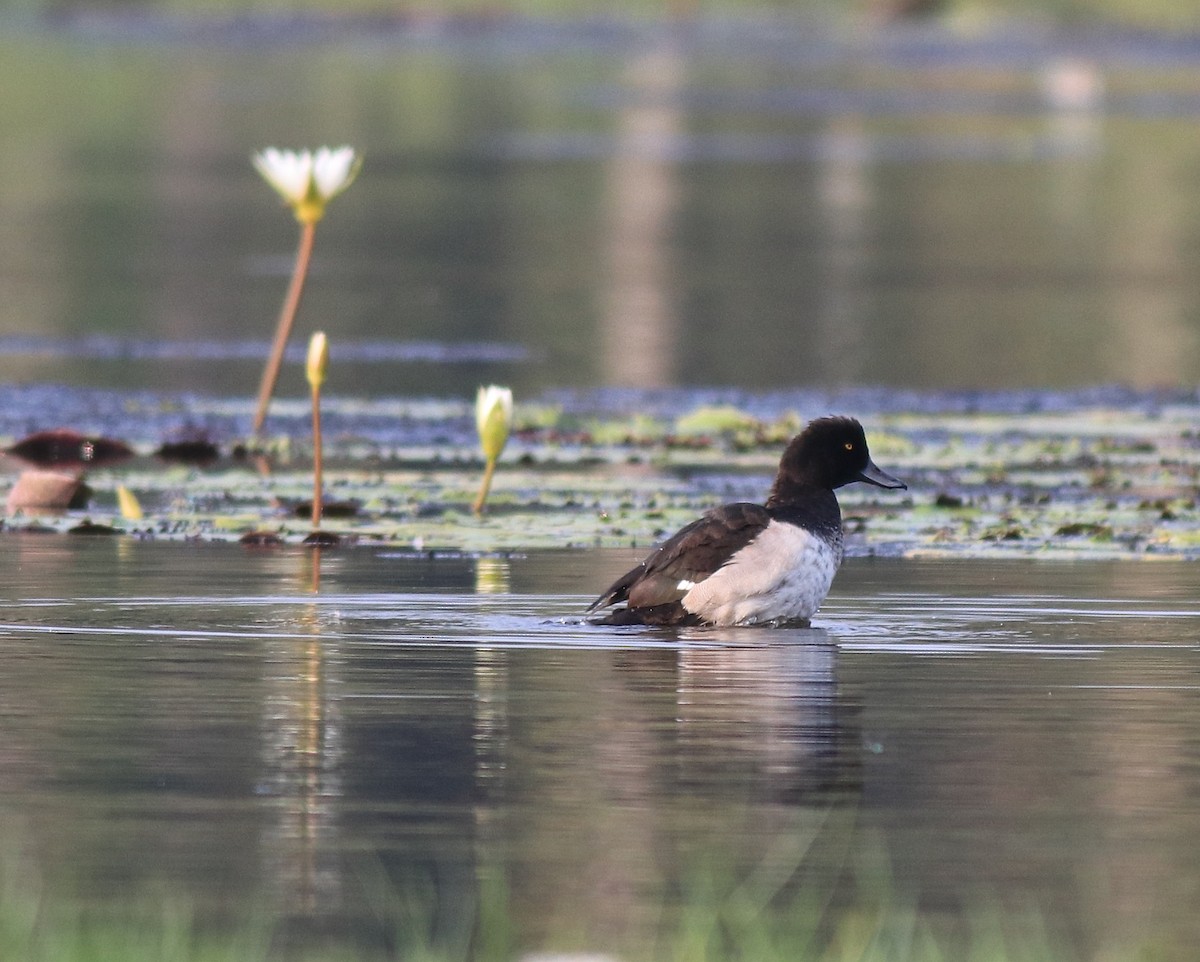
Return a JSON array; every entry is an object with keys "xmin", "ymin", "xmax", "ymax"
[{"xmin": 681, "ymin": 520, "xmax": 843, "ymax": 626}]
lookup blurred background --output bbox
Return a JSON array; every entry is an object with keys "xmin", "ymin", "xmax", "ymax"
[{"xmin": 3, "ymin": 0, "xmax": 1200, "ymax": 401}]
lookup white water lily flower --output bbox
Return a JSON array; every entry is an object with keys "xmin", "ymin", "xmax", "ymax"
[
  {"xmin": 253, "ymin": 146, "xmax": 361, "ymax": 224},
  {"xmin": 476, "ymin": 385, "xmax": 513, "ymax": 463}
]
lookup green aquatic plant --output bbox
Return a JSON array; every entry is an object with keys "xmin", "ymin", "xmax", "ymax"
[{"xmin": 250, "ymin": 146, "xmax": 361, "ymax": 439}]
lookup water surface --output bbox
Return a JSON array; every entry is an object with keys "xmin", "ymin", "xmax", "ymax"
[
  {"xmin": 3, "ymin": 15, "xmax": 1200, "ymax": 401},
  {"xmin": 1, "ymin": 537, "xmax": 1197, "ymax": 958},
  {"xmin": 2, "ymin": 19, "xmax": 1199, "ymax": 956}
]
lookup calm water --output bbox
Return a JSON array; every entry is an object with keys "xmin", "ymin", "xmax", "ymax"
[
  {"xmin": 3, "ymin": 12, "xmax": 1200, "ymax": 960},
  {"xmin": 3, "ymin": 15, "xmax": 1200, "ymax": 404},
  {"xmin": 1, "ymin": 537, "xmax": 1197, "ymax": 958}
]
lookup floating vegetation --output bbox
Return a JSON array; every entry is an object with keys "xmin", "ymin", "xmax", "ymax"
[
  {"xmin": 0, "ymin": 387, "xmax": 1196, "ymax": 559},
  {"xmin": 674, "ymin": 403, "xmax": 762, "ymax": 437}
]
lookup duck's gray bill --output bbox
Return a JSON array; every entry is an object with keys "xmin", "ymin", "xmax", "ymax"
[{"xmin": 858, "ymin": 459, "xmax": 907, "ymax": 489}]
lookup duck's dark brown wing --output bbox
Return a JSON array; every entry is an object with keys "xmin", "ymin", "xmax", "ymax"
[{"xmin": 588, "ymin": 502, "xmax": 771, "ymax": 618}]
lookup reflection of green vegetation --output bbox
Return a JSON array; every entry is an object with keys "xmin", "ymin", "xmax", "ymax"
[
  {"xmin": 0, "ymin": 847, "xmax": 270, "ymax": 962},
  {"xmin": 658, "ymin": 853, "xmax": 1073, "ymax": 962},
  {"xmin": 0, "ymin": 836, "xmax": 1151, "ymax": 962}
]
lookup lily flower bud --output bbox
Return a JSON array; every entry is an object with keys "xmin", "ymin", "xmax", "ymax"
[
  {"xmin": 476, "ymin": 385, "xmax": 513, "ymax": 463},
  {"xmin": 306, "ymin": 331, "xmax": 329, "ymax": 390}
]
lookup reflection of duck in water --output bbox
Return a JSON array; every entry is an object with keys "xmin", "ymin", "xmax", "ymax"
[
  {"xmin": 675, "ymin": 636, "xmax": 860, "ymax": 805},
  {"xmin": 589, "ymin": 417, "xmax": 906, "ymax": 627}
]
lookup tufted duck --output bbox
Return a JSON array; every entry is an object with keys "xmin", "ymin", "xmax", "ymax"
[{"xmin": 588, "ymin": 416, "xmax": 906, "ymax": 627}]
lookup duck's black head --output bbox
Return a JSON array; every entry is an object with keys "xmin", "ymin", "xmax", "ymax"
[{"xmin": 768, "ymin": 416, "xmax": 906, "ymax": 505}]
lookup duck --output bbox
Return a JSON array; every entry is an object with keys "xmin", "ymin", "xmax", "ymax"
[{"xmin": 588, "ymin": 416, "xmax": 906, "ymax": 627}]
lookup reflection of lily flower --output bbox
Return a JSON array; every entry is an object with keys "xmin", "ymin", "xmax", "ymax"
[
  {"xmin": 253, "ymin": 147, "xmax": 361, "ymax": 225},
  {"xmin": 472, "ymin": 385, "xmax": 513, "ymax": 515},
  {"xmin": 474, "ymin": 556, "xmax": 511, "ymax": 594},
  {"xmin": 250, "ymin": 147, "xmax": 361, "ymax": 439}
]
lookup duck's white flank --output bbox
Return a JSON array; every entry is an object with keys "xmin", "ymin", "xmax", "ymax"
[{"xmin": 680, "ymin": 520, "xmax": 843, "ymax": 626}]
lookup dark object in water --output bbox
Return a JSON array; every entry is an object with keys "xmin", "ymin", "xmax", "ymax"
[
  {"xmin": 303, "ymin": 531, "xmax": 344, "ymax": 547},
  {"xmin": 7, "ymin": 429, "xmax": 133, "ymax": 470},
  {"xmin": 240, "ymin": 530, "xmax": 284, "ymax": 547},
  {"xmin": 5, "ymin": 470, "xmax": 91, "ymax": 513},
  {"xmin": 157, "ymin": 438, "xmax": 220, "ymax": 466},
  {"xmin": 67, "ymin": 521, "xmax": 117, "ymax": 536},
  {"xmin": 291, "ymin": 499, "xmax": 361, "ymax": 519},
  {"xmin": 1055, "ymin": 521, "xmax": 1113, "ymax": 539}
]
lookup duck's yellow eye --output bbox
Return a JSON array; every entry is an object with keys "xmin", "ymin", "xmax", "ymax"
[{"xmin": 844, "ymin": 442, "xmax": 854, "ymax": 451}]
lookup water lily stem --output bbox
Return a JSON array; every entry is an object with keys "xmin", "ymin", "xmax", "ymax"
[
  {"xmin": 311, "ymin": 383, "xmax": 323, "ymax": 530},
  {"xmin": 253, "ymin": 220, "xmax": 317, "ymax": 439},
  {"xmin": 473, "ymin": 456, "xmax": 497, "ymax": 515}
]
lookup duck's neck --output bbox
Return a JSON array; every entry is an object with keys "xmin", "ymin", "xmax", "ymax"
[
  {"xmin": 766, "ymin": 483, "xmax": 839, "ymax": 516},
  {"xmin": 766, "ymin": 489, "xmax": 843, "ymax": 547}
]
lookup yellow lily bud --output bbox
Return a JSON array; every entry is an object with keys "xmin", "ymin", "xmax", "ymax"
[
  {"xmin": 116, "ymin": 485, "xmax": 143, "ymax": 521},
  {"xmin": 253, "ymin": 146, "xmax": 361, "ymax": 225},
  {"xmin": 472, "ymin": 386, "xmax": 513, "ymax": 515},
  {"xmin": 475, "ymin": 385, "xmax": 513, "ymax": 463},
  {"xmin": 306, "ymin": 331, "xmax": 329, "ymax": 390}
]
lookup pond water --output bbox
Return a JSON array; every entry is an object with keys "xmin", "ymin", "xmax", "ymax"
[
  {"xmin": 2, "ymin": 536, "xmax": 1197, "ymax": 959},
  {"xmin": 3, "ymin": 11, "xmax": 1200, "ymax": 960}
]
